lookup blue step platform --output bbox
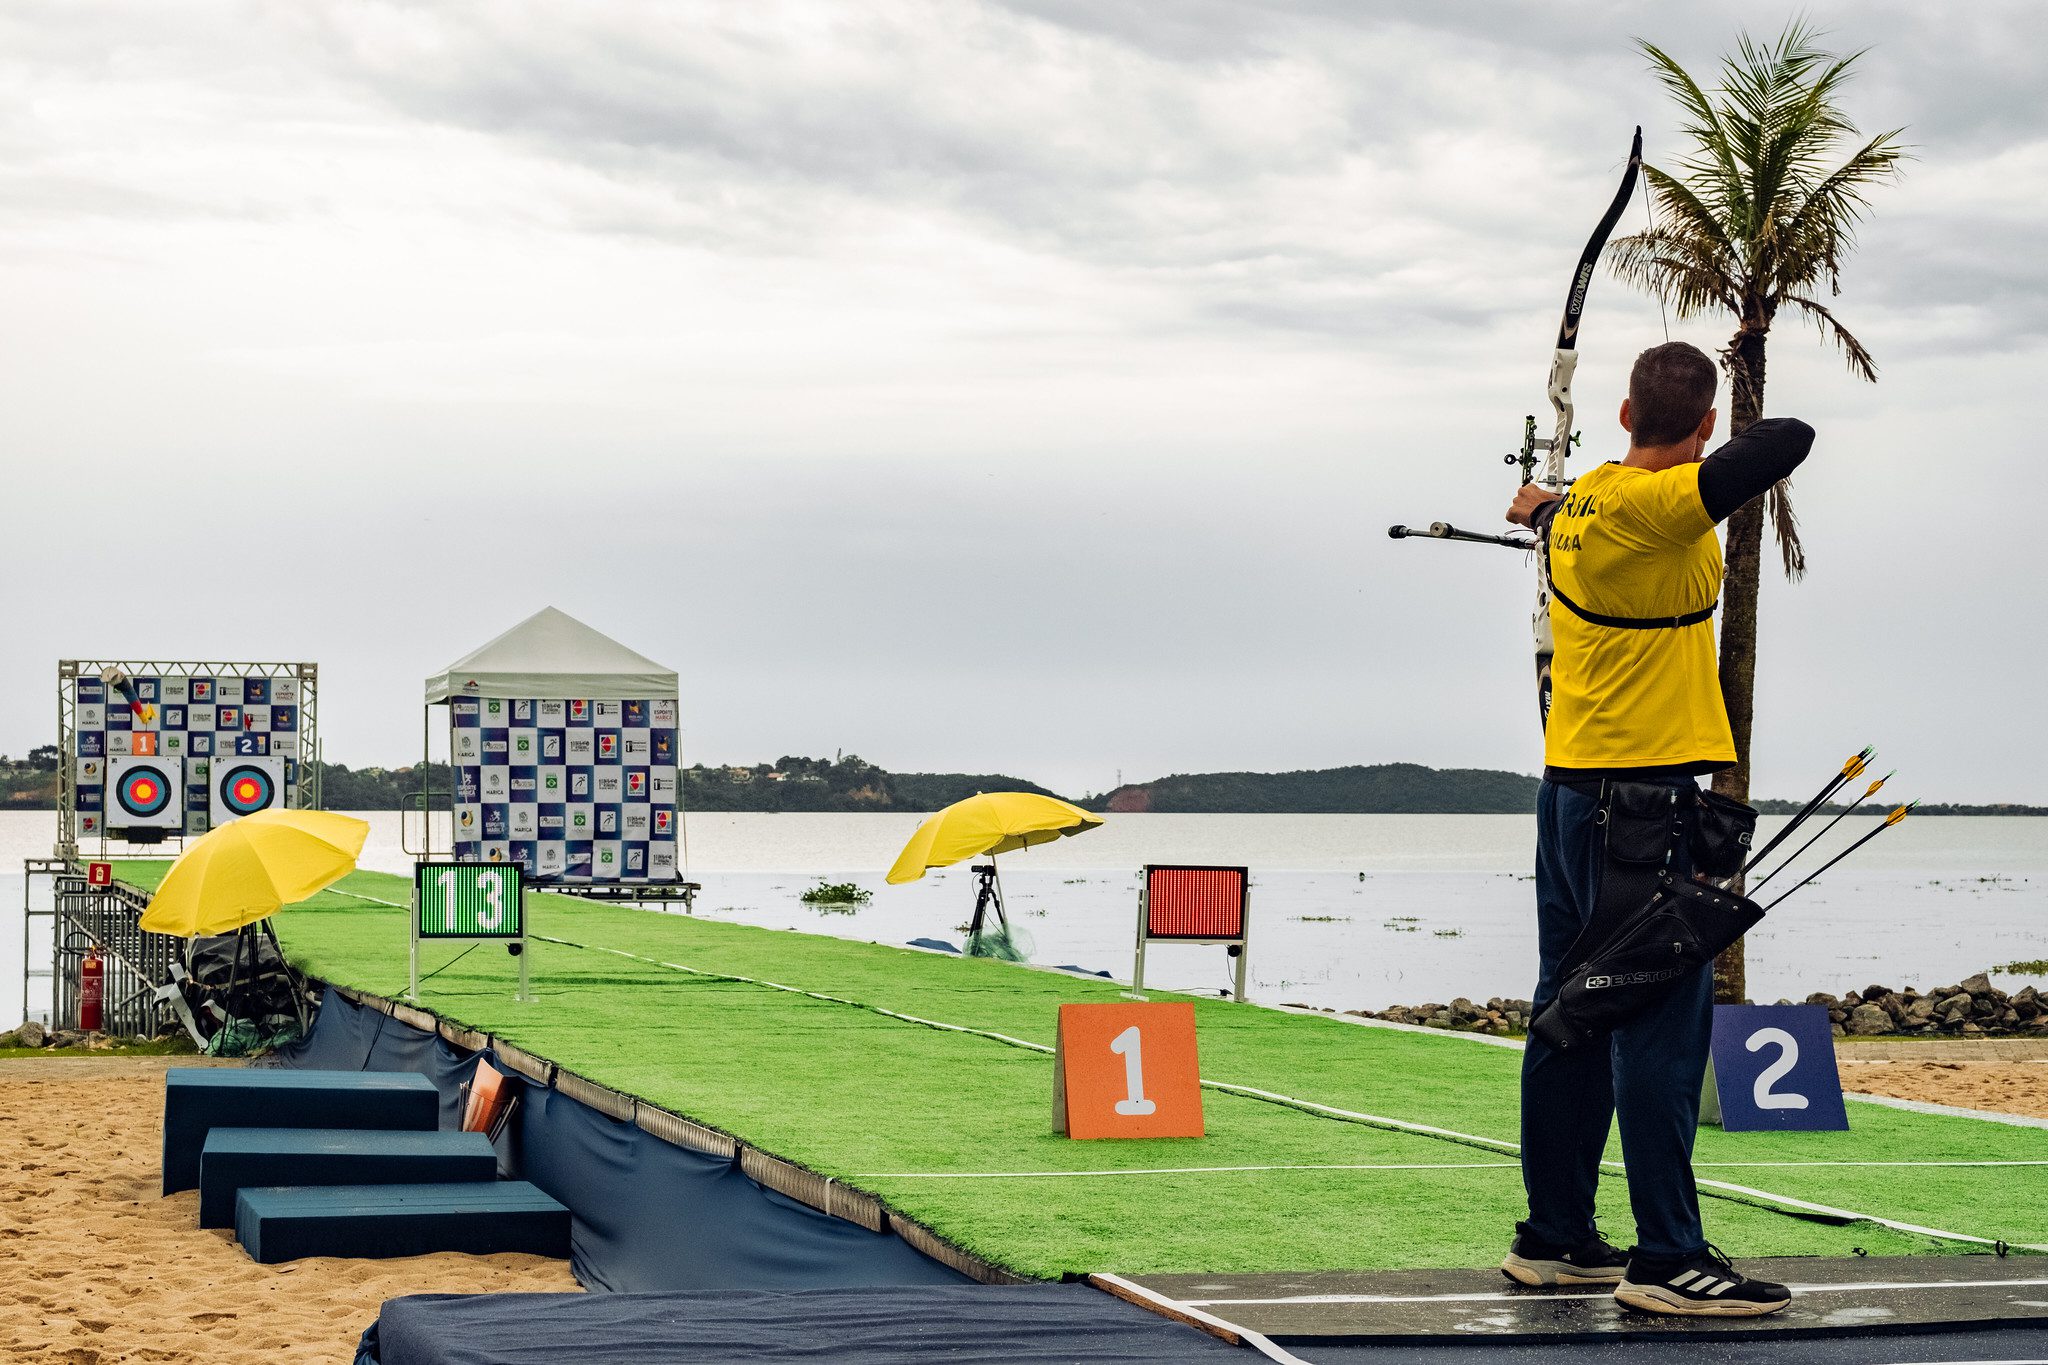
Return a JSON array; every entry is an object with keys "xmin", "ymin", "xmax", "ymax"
[
  {"xmin": 199, "ymin": 1128, "xmax": 500, "ymax": 1228},
  {"xmin": 235, "ymin": 1182, "xmax": 571, "ymax": 1264},
  {"xmin": 163, "ymin": 1068, "xmax": 440, "ymax": 1194}
]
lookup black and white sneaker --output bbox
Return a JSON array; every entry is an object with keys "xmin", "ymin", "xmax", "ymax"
[
  {"xmin": 1500, "ymin": 1223, "xmax": 1629, "ymax": 1287},
  {"xmin": 1614, "ymin": 1245, "xmax": 1792, "ymax": 1316}
]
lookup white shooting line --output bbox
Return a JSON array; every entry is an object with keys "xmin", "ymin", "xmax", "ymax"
[{"xmin": 1176, "ymin": 1277, "xmax": 2048, "ymax": 1308}]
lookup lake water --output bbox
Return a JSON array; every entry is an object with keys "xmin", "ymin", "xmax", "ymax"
[{"xmin": 5, "ymin": 810, "xmax": 2043, "ymax": 1025}]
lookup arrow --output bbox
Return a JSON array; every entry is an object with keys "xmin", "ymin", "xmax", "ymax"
[
  {"xmin": 1748, "ymin": 770, "xmax": 1893, "ymax": 894},
  {"xmin": 1763, "ymin": 803, "xmax": 1916, "ymax": 912},
  {"xmin": 1744, "ymin": 747, "xmax": 1874, "ymax": 873}
]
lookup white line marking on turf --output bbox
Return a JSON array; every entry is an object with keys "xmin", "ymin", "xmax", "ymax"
[
  {"xmin": 1089, "ymin": 1273, "xmax": 1313, "ymax": 1365},
  {"xmin": 852, "ymin": 1159, "xmax": 2048, "ymax": 1179},
  {"xmin": 1176, "ymin": 1279, "xmax": 2048, "ymax": 1308},
  {"xmin": 1847, "ymin": 1091, "xmax": 2048, "ymax": 1131}
]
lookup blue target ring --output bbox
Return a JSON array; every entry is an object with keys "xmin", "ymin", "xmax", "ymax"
[
  {"xmin": 115, "ymin": 764, "xmax": 173, "ymax": 819},
  {"xmin": 217, "ymin": 763, "xmax": 277, "ymax": 816}
]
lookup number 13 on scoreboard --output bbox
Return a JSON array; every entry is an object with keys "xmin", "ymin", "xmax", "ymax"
[
  {"xmin": 1053, "ymin": 1002, "xmax": 1204, "ymax": 1139},
  {"xmin": 411, "ymin": 861, "xmax": 532, "ymax": 1004}
]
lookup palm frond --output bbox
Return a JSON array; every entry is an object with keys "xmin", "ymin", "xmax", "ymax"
[
  {"xmin": 1766, "ymin": 479, "xmax": 1806, "ymax": 580},
  {"xmin": 1778, "ymin": 291, "xmax": 1878, "ymax": 382}
]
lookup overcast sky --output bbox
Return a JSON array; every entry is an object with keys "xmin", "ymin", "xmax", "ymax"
[{"xmin": 3, "ymin": 1, "xmax": 2041, "ymax": 802}]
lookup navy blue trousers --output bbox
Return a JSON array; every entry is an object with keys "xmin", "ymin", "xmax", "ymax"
[{"xmin": 1520, "ymin": 778, "xmax": 1712, "ymax": 1258}]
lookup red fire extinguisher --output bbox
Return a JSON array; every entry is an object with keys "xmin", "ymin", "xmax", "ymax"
[{"xmin": 80, "ymin": 947, "xmax": 104, "ymax": 1033}]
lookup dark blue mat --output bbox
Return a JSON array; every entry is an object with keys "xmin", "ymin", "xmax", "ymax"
[{"xmin": 355, "ymin": 1285, "xmax": 1246, "ymax": 1364}]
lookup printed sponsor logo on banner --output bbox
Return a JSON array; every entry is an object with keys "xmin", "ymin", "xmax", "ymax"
[
  {"xmin": 623, "ymin": 735, "xmax": 649, "ymax": 760},
  {"xmin": 108, "ymin": 732, "xmax": 132, "ymax": 756},
  {"xmin": 452, "ymin": 699, "xmax": 479, "ymax": 723},
  {"xmin": 77, "ymin": 680, "xmax": 105, "ymax": 703},
  {"xmin": 163, "ymin": 706, "xmax": 186, "ymax": 730},
  {"xmin": 217, "ymin": 707, "xmax": 240, "ymax": 730},
  {"xmin": 568, "ymin": 700, "xmax": 589, "ymax": 723},
  {"xmin": 509, "ymin": 805, "xmax": 538, "ymax": 838},
  {"xmin": 569, "ymin": 806, "xmax": 592, "ymax": 832},
  {"xmin": 79, "ymin": 759, "xmax": 103, "ymax": 783},
  {"xmin": 651, "ymin": 771, "xmax": 675, "ymax": 798},
  {"xmin": 623, "ymin": 809, "xmax": 649, "ymax": 840},
  {"xmin": 136, "ymin": 678, "xmax": 159, "ymax": 701},
  {"xmin": 271, "ymin": 706, "xmax": 296, "ymax": 732},
  {"xmin": 483, "ymin": 806, "xmax": 509, "ymax": 839},
  {"xmin": 509, "ymin": 841, "xmax": 537, "ymax": 872},
  {"xmin": 596, "ymin": 843, "xmax": 619, "ymax": 870},
  {"xmin": 482, "ymin": 730, "xmax": 508, "ymax": 757},
  {"xmin": 565, "ymin": 842, "xmax": 592, "ymax": 876},
  {"xmin": 541, "ymin": 733, "xmax": 562, "ymax": 760},
  {"xmin": 594, "ymin": 701, "xmax": 620, "ymax": 724},
  {"xmin": 160, "ymin": 678, "xmax": 189, "ymax": 704},
  {"xmin": 597, "ymin": 807, "xmax": 619, "ymax": 834},
  {"xmin": 595, "ymin": 771, "xmax": 621, "ymax": 800},
  {"xmin": 79, "ymin": 703, "xmax": 105, "ymax": 729},
  {"xmin": 538, "ymin": 805, "xmax": 565, "ymax": 833},
  {"xmin": 625, "ymin": 845, "xmax": 646, "ymax": 873},
  {"xmin": 483, "ymin": 842, "xmax": 509, "ymax": 864},
  {"xmin": 485, "ymin": 699, "xmax": 505, "ymax": 721},
  {"xmin": 623, "ymin": 700, "xmax": 647, "ymax": 725},
  {"xmin": 598, "ymin": 733, "xmax": 617, "ymax": 760},
  {"xmin": 162, "ymin": 733, "xmax": 185, "ymax": 756},
  {"xmin": 481, "ymin": 769, "xmax": 509, "ymax": 800},
  {"xmin": 536, "ymin": 842, "xmax": 566, "ymax": 873},
  {"xmin": 190, "ymin": 679, "xmax": 213, "ymax": 702},
  {"xmin": 454, "ymin": 732, "xmax": 480, "ymax": 761},
  {"xmin": 538, "ymin": 701, "xmax": 564, "ymax": 724},
  {"xmin": 190, "ymin": 733, "xmax": 213, "ymax": 756},
  {"xmin": 513, "ymin": 732, "xmax": 536, "ymax": 760},
  {"xmin": 513, "ymin": 700, "xmax": 533, "ymax": 722},
  {"xmin": 510, "ymin": 769, "xmax": 536, "ymax": 797},
  {"xmin": 627, "ymin": 771, "xmax": 646, "ymax": 798},
  {"xmin": 187, "ymin": 707, "xmax": 213, "ymax": 731},
  {"xmin": 457, "ymin": 769, "xmax": 480, "ymax": 801},
  {"xmin": 214, "ymin": 678, "xmax": 242, "ymax": 705},
  {"xmin": 541, "ymin": 768, "xmax": 563, "ymax": 795},
  {"xmin": 81, "ymin": 814, "xmax": 99, "ymax": 833},
  {"xmin": 77, "ymin": 787, "xmax": 102, "ymax": 812},
  {"xmin": 651, "ymin": 845, "xmax": 676, "ymax": 877},
  {"xmin": 653, "ymin": 733, "xmax": 675, "ymax": 762},
  {"xmin": 652, "ymin": 700, "xmax": 677, "ymax": 726},
  {"xmin": 456, "ymin": 805, "xmax": 480, "ymax": 833},
  {"xmin": 654, "ymin": 809, "xmax": 673, "ymax": 835},
  {"xmin": 272, "ymin": 679, "xmax": 297, "ymax": 703},
  {"xmin": 234, "ymin": 735, "xmax": 268, "ymax": 755},
  {"xmin": 243, "ymin": 679, "xmax": 268, "ymax": 705},
  {"xmin": 78, "ymin": 733, "xmax": 104, "ymax": 758},
  {"xmin": 566, "ymin": 733, "xmax": 594, "ymax": 762},
  {"xmin": 570, "ymin": 770, "xmax": 590, "ymax": 798}
]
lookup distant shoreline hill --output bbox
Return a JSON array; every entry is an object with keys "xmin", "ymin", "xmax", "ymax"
[
  {"xmin": 0, "ymin": 752, "xmax": 2041, "ymax": 815},
  {"xmin": 1088, "ymin": 763, "xmax": 1541, "ymax": 815}
]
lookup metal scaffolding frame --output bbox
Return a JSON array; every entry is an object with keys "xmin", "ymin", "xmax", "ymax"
[
  {"xmin": 44, "ymin": 872, "xmax": 182, "ymax": 1036},
  {"xmin": 56, "ymin": 659, "xmax": 319, "ymax": 861}
]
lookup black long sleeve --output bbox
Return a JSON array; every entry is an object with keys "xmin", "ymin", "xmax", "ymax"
[{"xmin": 1697, "ymin": 417, "xmax": 1814, "ymax": 524}]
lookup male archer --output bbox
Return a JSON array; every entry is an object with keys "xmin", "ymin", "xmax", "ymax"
[{"xmin": 1498, "ymin": 340, "xmax": 1812, "ymax": 1317}]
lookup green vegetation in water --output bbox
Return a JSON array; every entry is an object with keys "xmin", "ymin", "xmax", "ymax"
[
  {"xmin": 800, "ymin": 880, "xmax": 872, "ymax": 909},
  {"xmin": 1296, "ymin": 915, "xmax": 1351, "ymax": 923},
  {"xmin": 1999, "ymin": 959, "xmax": 2048, "ymax": 975},
  {"xmin": 1433, "ymin": 929, "xmax": 1465, "ymax": 938}
]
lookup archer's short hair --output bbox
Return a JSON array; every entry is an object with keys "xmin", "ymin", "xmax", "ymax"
[{"xmin": 1628, "ymin": 341, "xmax": 1718, "ymax": 446}]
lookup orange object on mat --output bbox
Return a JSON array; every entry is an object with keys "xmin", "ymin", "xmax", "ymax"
[
  {"xmin": 462, "ymin": 1060, "xmax": 511, "ymax": 1135},
  {"xmin": 1053, "ymin": 1001, "xmax": 1203, "ymax": 1140}
]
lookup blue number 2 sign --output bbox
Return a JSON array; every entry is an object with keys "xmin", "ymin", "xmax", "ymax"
[{"xmin": 1708, "ymin": 1004, "xmax": 1849, "ymax": 1132}]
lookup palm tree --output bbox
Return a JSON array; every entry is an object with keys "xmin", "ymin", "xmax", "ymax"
[{"xmin": 1608, "ymin": 23, "xmax": 1906, "ymax": 1002}]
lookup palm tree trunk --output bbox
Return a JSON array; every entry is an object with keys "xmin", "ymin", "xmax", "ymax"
[{"xmin": 1711, "ymin": 318, "xmax": 1769, "ymax": 1004}]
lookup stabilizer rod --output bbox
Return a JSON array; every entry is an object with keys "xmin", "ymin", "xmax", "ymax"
[{"xmin": 1388, "ymin": 522, "xmax": 1536, "ymax": 551}]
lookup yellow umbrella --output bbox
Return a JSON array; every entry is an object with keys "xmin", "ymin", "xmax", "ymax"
[
  {"xmin": 139, "ymin": 809, "xmax": 370, "ymax": 938},
  {"xmin": 886, "ymin": 791, "xmax": 1102, "ymax": 884}
]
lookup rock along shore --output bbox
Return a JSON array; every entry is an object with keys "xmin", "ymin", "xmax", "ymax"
[{"xmin": 1339, "ymin": 972, "xmax": 2046, "ymax": 1039}]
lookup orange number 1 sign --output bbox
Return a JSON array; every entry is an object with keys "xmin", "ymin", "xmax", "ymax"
[{"xmin": 1052, "ymin": 1001, "xmax": 1203, "ymax": 1139}]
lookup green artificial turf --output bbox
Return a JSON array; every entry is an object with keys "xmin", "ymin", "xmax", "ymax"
[{"xmin": 118, "ymin": 861, "xmax": 2048, "ymax": 1278}]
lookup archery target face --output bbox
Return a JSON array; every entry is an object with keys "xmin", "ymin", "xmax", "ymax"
[
  {"xmin": 107, "ymin": 756, "xmax": 183, "ymax": 830},
  {"xmin": 210, "ymin": 755, "xmax": 286, "ymax": 825}
]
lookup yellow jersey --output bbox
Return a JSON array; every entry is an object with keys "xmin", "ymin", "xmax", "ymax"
[{"xmin": 1542, "ymin": 461, "xmax": 1735, "ymax": 775}]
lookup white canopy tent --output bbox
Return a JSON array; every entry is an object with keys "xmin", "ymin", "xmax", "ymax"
[{"xmin": 423, "ymin": 606, "xmax": 677, "ymax": 704}]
